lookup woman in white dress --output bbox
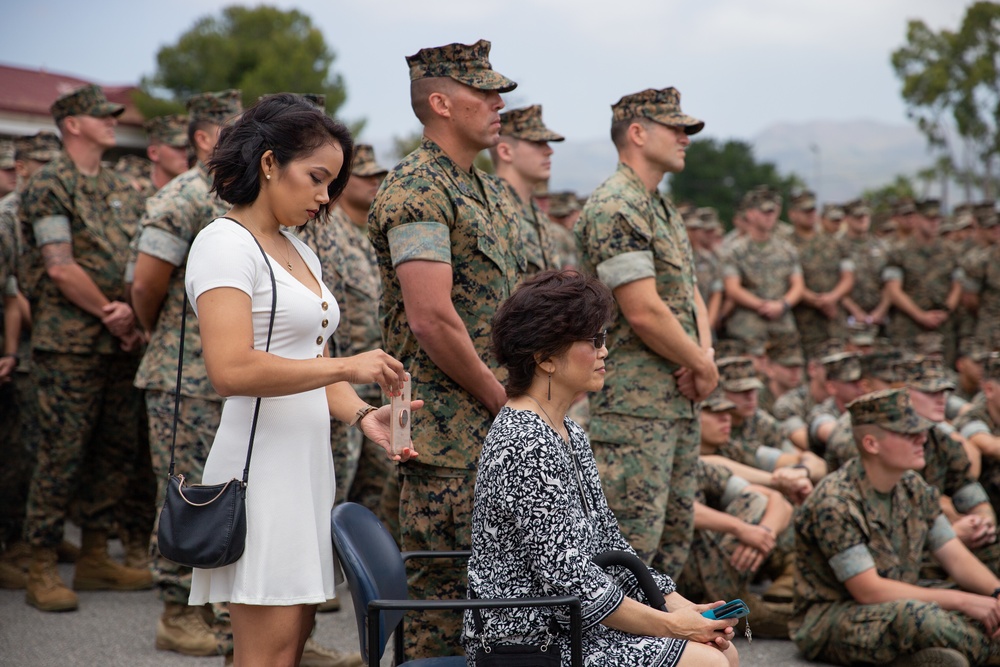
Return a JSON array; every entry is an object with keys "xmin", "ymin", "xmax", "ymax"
[{"xmin": 185, "ymin": 94, "xmax": 418, "ymax": 667}]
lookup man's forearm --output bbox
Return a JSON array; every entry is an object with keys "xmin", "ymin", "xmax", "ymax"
[
  {"xmin": 3, "ymin": 296, "xmax": 20, "ymax": 356},
  {"xmin": 48, "ymin": 262, "xmax": 115, "ymax": 319}
]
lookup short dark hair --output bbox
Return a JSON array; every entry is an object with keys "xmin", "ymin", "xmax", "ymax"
[
  {"xmin": 492, "ymin": 270, "xmax": 616, "ymax": 398},
  {"xmin": 610, "ymin": 117, "xmax": 651, "ymax": 150},
  {"xmin": 209, "ymin": 93, "xmax": 354, "ymax": 219}
]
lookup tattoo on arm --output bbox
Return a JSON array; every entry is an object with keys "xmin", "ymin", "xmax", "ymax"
[{"xmin": 41, "ymin": 243, "xmax": 76, "ymax": 270}]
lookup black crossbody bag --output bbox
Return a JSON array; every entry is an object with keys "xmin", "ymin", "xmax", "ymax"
[
  {"xmin": 470, "ymin": 591, "xmax": 561, "ymax": 667},
  {"xmin": 156, "ymin": 220, "xmax": 276, "ymax": 569}
]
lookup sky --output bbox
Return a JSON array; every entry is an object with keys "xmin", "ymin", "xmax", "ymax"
[{"xmin": 3, "ymin": 0, "xmax": 971, "ymax": 148}]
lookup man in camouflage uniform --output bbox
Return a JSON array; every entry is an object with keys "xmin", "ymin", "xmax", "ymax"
[
  {"xmin": 954, "ymin": 355, "xmax": 1000, "ymax": 519},
  {"xmin": 141, "ymin": 114, "xmax": 190, "ymax": 195},
  {"xmin": 0, "ymin": 132, "xmax": 65, "ymax": 588},
  {"xmin": 840, "ymin": 200, "xmax": 891, "ymax": 331},
  {"xmin": 678, "ymin": 391, "xmax": 796, "ymax": 638},
  {"xmin": 369, "ymin": 40, "xmax": 523, "ymax": 658},
  {"xmin": 546, "ymin": 190, "xmax": 580, "ymax": 269},
  {"xmin": 716, "ymin": 356, "xmax": 826, "ymax": 482},
  {"xmin": 576, "ymin": 86, "xmax": 717, "ymax": 574},
  {"xmin": 130, "ymin": 90, "xmax": 241, "ymax": 657},
  {"xmin": 490, "ymin": 105, "xmax": 564, "ymax": 275},
  {"xmin": 962, "ymin": 204, "xmax": 1000, "ymax": 350},
  {"xmin": 788, "ymin": 190, "xmax": 855, "ymax": 357},
  {"xmin": 792, "ymin": 388, "xmax": 1000, "ymax": 666},
  {"xmin": 686, "ymin": 207, "xmax": 724, "ymax": 332},
  {"xmin": 884, "ymin": 198, "xmax": 963, "ymax": 366},
  {"xmin": 806, "ymin": 351, "xmax": 867, "ymax": 455},
  {"xmin": 759, "ymin": 335, "xmax": 805, "ymax": 417},
  {"xmin": 0, "ymin": 140, "xmax": 16, "ymax": 197},
  {"xmin": 18, "ymin": 84, "xmax": 152, "ymax": 612},
  {"xmin": 818, "ymin": 202, "xmax": 844, "ymax": 236},
  {"xmin": 722, "ymin": 187, "xmax": 804, "ymax": 351}
]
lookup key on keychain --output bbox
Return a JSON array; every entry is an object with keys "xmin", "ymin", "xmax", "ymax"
[{"xmin": 743, "ymin": 617, "xmax": 752, "ymax": 645}]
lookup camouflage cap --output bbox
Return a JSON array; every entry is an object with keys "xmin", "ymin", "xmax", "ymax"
[
  {"xmin": 611, "ymin": 87, "xmax": 704, "ymax": 135},
  {"xmin": 958, "ymin": 338, "xmax": 992, "ymax": 363},
  {"xmin": 717, "ymin": 356, "xmax": 764, "ymax": 393},
  {"xmin": 947, "ymin": 210, "xmax": 975, "ymax": 232},
  {"xmin": 847, "ymin": 388, "xmax": 935, "ymax": 435},
  {"xmin": 821, "ymin": 351, "xmax": 862, "ymax": 382},
  {"xmin": 548, "ymin": 191, "xmax": 581, "ymax": 218},
  {"xmin": 860, "ymin": 348, "xmax": 903, "ymax": 383},
  {"xmin": 694, "ymin": 207, "xmax": 721, "ymax": 230},
  {"xmin": 822, "ymin": 203, "xmax": 845, "ymax": 221},
  {"xmin": 891, "ymin": 198, "xmax": 917, "ymax": 217},
  {"xmin": 50, "ymin": 84, "xmax": 125, "ymax": 123},
  {"xmin": 114, "ymin": 153, "xmax": 150, "ymax": 180},
  {"xmin": 844, "ymin": 199, "xmax": 871, "ymax": 217},
  {"xmin": 741, "ymin": 186, "xmax": 782, "ymax": 213},
  {"xmin": 985, "ymin": 353, "xmax": 1000, "ymax": 383},
  {"xmin": 702, "ymin": 387, "xmax": 737, "ymax": 413},
  {"xmin": 846, "ymin": 320, "xmax": 879, "ymax": 347},
  {"xmin": 975, "ymin": 202, "xmax": 998, "ymax": 229},
  {"xmin": 14, "ymin": 131, "xmax": 61, "ymax": 162},
  {"xmin": 301, "ymin": 93, "xmax": 326, "ymax": 114},
  {"xmin": 715, "ymin": 338, "xmax": 766, "ymax": 359},
  {"xmin": 187, "ymin": 89, "xmax": 243, "ymax": 125},
  {"xmin": 790, "ymin": 190, "xmax": 817, "ymax": 211},
  {"xmin": 406, "ymin": 39, "xmax": 516, "ymax": 93},
  {"xmin": 910, "ymin": 332, "xmax": 945, "ymax": 359},
  {"xmin": 351, "ymin": 144, "xmax": 388, "ymax": 178},
  {"xmin": 766, "ymin": 336, "xmax": 805, "ymax": 367},
  {"xmin": 895, "ymin": 355, "xmax": 956, "ymax": 393},
  {"xmin": 143, "ymin": 114, "xmax": 188, "ymax": 148},
  {"xmin": 499, "ymin": 105, "xmax": 564, "ymax": 142},
  {"xmin": 0, "ymin": 141, "xmax": 14, "ymax": 170},
  {"xmin": 916, "ymin": 198, "xmax": 942, "ymax": 219}
]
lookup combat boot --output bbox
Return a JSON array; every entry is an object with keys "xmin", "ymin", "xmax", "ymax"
[
  {"xmin": 890, "ymin": 648, "xmax": 969, "ymax": 667},
  {"xmin": 0, "ymin": 560, "xmax": 26, "ymax": 589},
  {"xmin": 744, "ymin": 593, "xmax": 794, "ymax": 639},
  {"xmin": 72, "ymin": 530, "xmax": 153, "ymax": 591},
  {"xmin": 299, "ymin": 638, "xmax": 364, "ymax": 667},
  {"xmin": 156, "ymin": 602, "xmax": 219, "ymax": 656},
  {"xmin": 55, "ymin": 539, "xmax": 79, "ymax": 563},
  {"xmin": 25, "ymin": 547, "xmax": 78, "ymax": 611},
  {"xmin": 1, "ymin": 540, "xmax": 32, "ymax": 570},
  {"xmin": 763, "ymin": 563, "xmax": 796, "ymax": 602},
  {"xmin": 121, "ymin": 531, "xmax": 151, "ymax": 569}
]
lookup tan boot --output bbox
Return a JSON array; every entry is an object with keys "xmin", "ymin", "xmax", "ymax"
[
  {"xmin": 1, "ymin": 540, "xmax": 32, "ymax": 571},
  {"xmin": 121, "ymin": 531, "xmax": 151, "ymax": 569},
  {"xmin": 72, "ymin": 530, "xmax": 153, "ymax": 591},
  {"xmin": 156, "ymin": 602, "xmax": 219, "ymax": 656},
  {"xmin": 744, "ymin": 593, "xmax": 794, "ymax": 639},
  {"xmin": 763, "ymin": 563, "xmax": 796, "ymax": 603},
  {"xmin": 25, "ymin": 547, "xmax": 78, "ymax": 612},
  {"xmin": 55, "ymin": 539, "xmax": 80, "ymax": 563},
  {"xmin": 0, "ymin": 560, "xmax": 26, "ymax": 589},
  {"xmin": 890, "ymin": 648, "xmax": 969, "ymax": 667},
  {"xmin": 299, "ymin": 638, "xmax": 364, "ymax": 667}
]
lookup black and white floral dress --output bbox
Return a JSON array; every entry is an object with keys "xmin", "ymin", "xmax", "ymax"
[{"xmin": 463, "ymin": 407, "xmax": 688, "ymax": 666}]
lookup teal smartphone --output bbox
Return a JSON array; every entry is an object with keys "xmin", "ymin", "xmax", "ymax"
[{"xmin": 701, "ymin": 599, "xmax": 750, "ymax": 620}]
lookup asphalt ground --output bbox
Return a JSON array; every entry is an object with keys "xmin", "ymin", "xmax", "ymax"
[{"xmin": 0, "ymin": 527, "xmax": 825, "ymax": 666}]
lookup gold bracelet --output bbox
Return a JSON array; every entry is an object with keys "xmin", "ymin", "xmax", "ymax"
[{"xmin": 351, "ymin": 404, "xmax": 378, "ymax": 430}]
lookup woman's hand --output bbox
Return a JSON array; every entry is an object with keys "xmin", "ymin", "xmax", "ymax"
[
  {"xmin": 360, "ymin": 400, "xmax": 423, "ymax": 463},
  {"xmin": 343, "ymin": 350, "xmax": 407, "ymax": 395},
  {"xmin": 662, "ymin": 604, "xmax": 735, "ymax": 644}
]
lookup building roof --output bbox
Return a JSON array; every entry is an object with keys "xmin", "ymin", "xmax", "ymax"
[{"xmin": 0, "ymin": 62, "xmax": 143, "ymax": 126}]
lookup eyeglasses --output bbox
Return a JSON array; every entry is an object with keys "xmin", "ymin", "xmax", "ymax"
[{"xmin": 589, "ymin": 330, "xmax": 607, "ymax": 349}]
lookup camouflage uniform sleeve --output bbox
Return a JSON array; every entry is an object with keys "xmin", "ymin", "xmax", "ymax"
[
  {"xmin": 806, "ymin": 494, "xmax": 876, "ymax": 583},
  {"xmin": 961, "ymin": 250, "xmax": 985, "ymax": 293},
  {"xmin": 786, "ymin": 242, "xmax": 803, "ymax": 276},
  {"xmin": 882, "ymin": 244, "xmax": 904, "ymax": 283},
  {"xmin": 698, "ymin": 460, "xmax": 734, "ymax": 508},
  {"xmin": 586, "ymin": 199, "xmax": 656, "ymax": 290},
  {"xmin": 807, "ymin": 401, "xmax": 838, "ymax": 441},
  {"xmin": 137, "ymin": 185, "xmax": 201, "ymax": 267},
  {"xmin": 20, "ymin": 169, "xmax": 73, "ymax": 248},
  {"xmin": 377, "ymin": 174, "xmax": 453, "ymax": 267}
]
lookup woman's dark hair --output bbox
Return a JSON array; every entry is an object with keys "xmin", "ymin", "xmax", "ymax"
[
  {"xmin": 492, "ymin": 270, "xmax": 616, "ymax": 398},
  {"xmin": 209, "ymin": 93, "xmax": 354, "ymax": 219}
]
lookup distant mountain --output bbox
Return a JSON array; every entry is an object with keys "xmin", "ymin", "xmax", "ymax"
[{"xmin": 370, "ymin": 119, "xmax": 935, "ymax": 203}]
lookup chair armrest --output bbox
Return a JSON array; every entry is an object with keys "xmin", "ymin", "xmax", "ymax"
[{"xmin": 367, "ymin": 596, "xmax": 583, "ymax": 667}]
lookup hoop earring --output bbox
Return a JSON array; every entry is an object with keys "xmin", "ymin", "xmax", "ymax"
[{"xmin": 547, "ymin": 372, "xmax": 552, "ymax": 401}]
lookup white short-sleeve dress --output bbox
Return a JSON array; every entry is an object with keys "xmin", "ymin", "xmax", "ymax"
[{"xmin": 185, "ymin": 217, "xmax": 340, "ymax": 606}]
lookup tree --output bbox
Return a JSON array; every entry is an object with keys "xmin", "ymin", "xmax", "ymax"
[
  {"xmin": 862, "ymin": 174, "xmax": 917, "ymax": 219},
  {"xmin": 891, "ymin": 2, "xmax": 1000, "ymax": 199},
  {"xmin": 667, "ymin": 138, "xmax": 801, "ymax": 228},
  {"xmin": 140, "ymin": 5, "xmax": 348, "ymax": 119}
]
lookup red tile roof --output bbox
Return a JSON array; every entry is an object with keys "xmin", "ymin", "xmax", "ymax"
[{"xmin": 0, "ymin": 62, "xmax": 144, "ymax": 127}]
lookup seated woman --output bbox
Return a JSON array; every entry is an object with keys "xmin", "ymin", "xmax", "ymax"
[{"xmin": 464, "ymin": 270, "xmax": 739, "ymax": 667}]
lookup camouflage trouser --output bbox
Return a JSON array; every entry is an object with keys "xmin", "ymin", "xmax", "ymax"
[
  {"xmin": 676, "ymin": 490, "xmax": 793, "ymax": 602},
  {"xmin": 380, "ymin": 465, "xmax": 401, "ymax": 545},
  {"xmin": 887, "ymin": 312, "xmax": 958, "ymax": 367},
  {"xmin": 347, "ymin": 432, "xmax": 392, "ymax": 518},
  {"xmin": 793, "ymin": 305, "xmax": 846, "ymax": 359},
  {"xmin": 331, "ymin": 418, "xmax": 359, "ymax": 505},
  {"xmin": 116, "ymin": 389, "xmax": 157, "ymax": 542},
  {"xmin": 802, "ymin": 599, "xmax": 1000, "ymax": 665},
  {"xmin": 0, "ymin": 377, "xmax": 29, "ymax": 545},
  {"xmin": 591, "ymin": 414, "xmax": 699, "ymax": 575},
  {"xmin": 24, "ymin": 351, "xmax": 143, "ymax": 548},
  {"xmin": 146, "ymin": 390, "xmax": 222, "ymax": 602},
  {"xmin": 399, "ymin": 464, "xmax": 473, "ymax": 659}
]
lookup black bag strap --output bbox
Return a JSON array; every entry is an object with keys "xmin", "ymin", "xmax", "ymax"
[{"xmin": 167, "ymin": 217, "xmax": 278, "ymax": 498}]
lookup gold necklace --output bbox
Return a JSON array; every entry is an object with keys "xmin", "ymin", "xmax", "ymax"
[{"xmin": 278, "ymin": 233, "xmax": 293, "ymax": 271}]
